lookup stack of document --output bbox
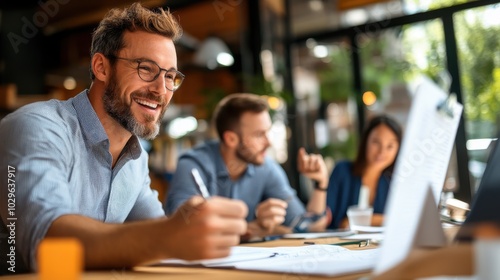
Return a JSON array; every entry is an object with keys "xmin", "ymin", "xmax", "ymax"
[{"xmin": 157, "ymin": 245, "xmax": 380, "ymax": 277}]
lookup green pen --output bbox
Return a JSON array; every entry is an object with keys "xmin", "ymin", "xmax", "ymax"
[
  {"xmin": 330, "ymin": 240, "xmax": 370, "ymax": 247},
  {"xmin": 303, "ymin": 240, "xmax": 370, "ymax": 247}
]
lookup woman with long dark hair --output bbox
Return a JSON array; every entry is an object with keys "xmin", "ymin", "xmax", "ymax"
[{"xmin": 326, "ymin": 115, "xmax": 403, "ymax": 229}]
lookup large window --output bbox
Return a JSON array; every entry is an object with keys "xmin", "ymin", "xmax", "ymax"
[
  {"xmin": 455, "ymin": 5, "xmax": 500, "ymax": 191},
  {"xmin": 357, "ymin": 21, "xmax": 447, "ymax": 124},
  {"xmin": 291, "ymin": 38, "xmax": 358, "ymax": 165},
  {"xmin": 287, "ymin": 1, "xmax": 500, "ymax": 202}
]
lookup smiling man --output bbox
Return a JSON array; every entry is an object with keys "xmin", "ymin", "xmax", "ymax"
[
  {"xmin": 165, "ymin": 93, "xmax": 329, "ymax": 239},
  {"xmin": 0, "ymin": 3, "xmax": 247, "ymax": 274}
]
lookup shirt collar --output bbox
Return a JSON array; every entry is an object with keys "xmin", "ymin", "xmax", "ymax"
[
  {"xmin": 73, "ymin": 90, "xmax": 108, "ymax": 146},
  {"xmin": 123, "ymin": 136, "xmax": 142, "ymax": 160},
  {"xmin": 72, "ymin": 90, "xmax": 142, "ymax": 160}
]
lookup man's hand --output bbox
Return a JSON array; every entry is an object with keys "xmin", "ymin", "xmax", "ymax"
[
  {"xmin": 164, "ymin": 196, "xmax": 248, "ymax": 260},
  {"xmin": 297, "ymin": 147, "xmax": 328, "ymax": 188},
  {"xmin": 254, "ymin": 198, "xmax": 288, "ymax": 233},
  {"xmin": 298, "ymin": 147, "xmax": 329, "ymax": 226}
]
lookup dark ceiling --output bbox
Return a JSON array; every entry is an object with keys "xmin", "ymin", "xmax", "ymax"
[{"xmin": 0, "ymin": 0, "xmax": 247, "ymax": 92}]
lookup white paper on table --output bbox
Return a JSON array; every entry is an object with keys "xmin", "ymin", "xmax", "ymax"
[
  {"xmin": 375, "ymin": 77, "xmax": 463, "ymax": 275},
  {"xmin": 158, "ymin": 246, "xmax": 278, "ymax": 266},
  {"xmin": 229, "ymin": 245, "xmax": 380, "ymax": 277},
  {"xmin": 155, "ymin": 245, "xmax": 380, "ymax": 277},
  {"xmin": 389, "ymin": 77, "xmax": 463, "ymax": 206},
  {"xmin": 341, "ymin": 233, "xmax": 384, "ymax": 241},
  {"xmin": 350, "ymin": 225, "xmax": 384, "ymax": 233}
]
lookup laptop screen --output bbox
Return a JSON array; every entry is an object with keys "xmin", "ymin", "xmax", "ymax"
[{"xmin": 456, "ymin": 137, "xmax": 500, "ymax": 241}]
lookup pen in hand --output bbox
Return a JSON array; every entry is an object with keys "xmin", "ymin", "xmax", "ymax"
[{"xmin": 191, "ymin": 168, "xmax": 211, "ymax": 200}]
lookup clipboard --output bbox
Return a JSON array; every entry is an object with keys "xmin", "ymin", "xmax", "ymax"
[
  {"xmin": 374, "ymin": 76, "xmax": 463, "ymax": 275},
  {"xmin": 437, "ymin": 92, "xmax": 458, "ymax": 118}
]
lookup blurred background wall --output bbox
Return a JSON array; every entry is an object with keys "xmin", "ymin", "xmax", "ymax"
[{"xmin": 1, "ymin": 0, "xmax": 499, "ymax": 205}]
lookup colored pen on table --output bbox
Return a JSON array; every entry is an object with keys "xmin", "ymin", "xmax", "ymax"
[
  {"xmin": 304, "ymin": 240, "xmax": 370, "ymax": 247},
  {"xmin": 191, "ymin": 168, "xmax": 211, "ymax": 199},
  {"xmin": 332, "ymin": 240, "xmax": 370, "ymax": 247}
]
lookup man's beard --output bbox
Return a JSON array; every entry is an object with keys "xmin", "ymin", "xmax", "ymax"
[
  {"xmin": 103, "ymin": 73, "xmax": 167, "ymax": 140},
  {"xmin": 235, "ymin": 140, "xmax": 266, "ymax": 165}
]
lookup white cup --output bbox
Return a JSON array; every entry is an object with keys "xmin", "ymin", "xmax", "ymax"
[
  {"xmin": 475, "ymin": 238, "xmax": 500, "ymax": 279},
  {"xmin": 347, "ymin": 205, "xmax": 373, "ymax": 230}
]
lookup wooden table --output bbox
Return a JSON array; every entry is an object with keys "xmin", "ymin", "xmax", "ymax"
[
  {"xmin": 2, "ymin": 225, "xmax": 463, "ymax": 279},
  {"xmin": 1, "ymin": 237, "xmax": 374, "ymax": 280}
]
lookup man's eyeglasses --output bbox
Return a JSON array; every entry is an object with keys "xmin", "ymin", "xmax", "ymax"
[{"xmin": 109, "ymin": 56, "xmax": 185, "ymax": 92}]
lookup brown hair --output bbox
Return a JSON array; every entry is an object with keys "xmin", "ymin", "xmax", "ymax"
[
  {"xmin": 213, "ymin": 93, "xmax": 269, "ymax": 142},
  {"xmin": 89, "ymin": 2, "xmax": 182, "ymax": 79},
  {"xmin": 352, "ymin": 115, "xmax": 402, "ymax": 176}
]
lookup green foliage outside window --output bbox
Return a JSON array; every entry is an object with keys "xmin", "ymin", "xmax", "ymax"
[{"xmin": 407, "ymin": 0, "xmax": 500, "ymax": 123}]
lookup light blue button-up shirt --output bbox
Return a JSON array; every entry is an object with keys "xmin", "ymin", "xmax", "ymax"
[{"xmin": 0, "ymin": 90, "xmax": 164, "ymax": 272}]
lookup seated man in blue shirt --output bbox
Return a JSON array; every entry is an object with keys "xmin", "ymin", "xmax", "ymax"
[
  {"xmin": 165, "ymin": 93, "xmax": 329, "ymax": 239},
  {"xmin": 0, "ymin": 3, "xmax": 247, "ymax": 274}
]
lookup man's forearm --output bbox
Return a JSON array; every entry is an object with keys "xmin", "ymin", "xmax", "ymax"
[
  {"xmin": 306, "ymin": 189, "xmax": 327, "ymax": 214},
  {"xmin": 44, "ymin": 197, "xmax": 248, "ymax": 269},
  {"xmin": 46, "ymin": 214, "xmax": 168, "ymax": 269}
]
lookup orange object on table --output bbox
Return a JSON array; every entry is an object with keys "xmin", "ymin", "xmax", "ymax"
[{"xmin": 38, "ymin": 238, "xmax": 83, "ymax": 280}]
